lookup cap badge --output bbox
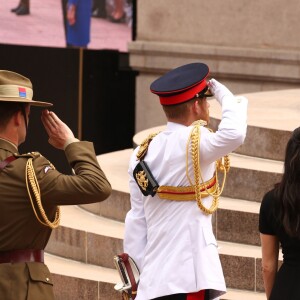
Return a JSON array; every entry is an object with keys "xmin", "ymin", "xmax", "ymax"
[
  {"xmin": 135, "ymin": 170, "xmax": 148, "ymax": 191},
  {"xmin": 18, "ymin": 87, "xmax": 26, "ymax": 98}
]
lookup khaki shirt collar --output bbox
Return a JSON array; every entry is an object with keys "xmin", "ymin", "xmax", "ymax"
[{"xmin": 0, "ymin": 138, "xmax": 18, "ymax": 154}]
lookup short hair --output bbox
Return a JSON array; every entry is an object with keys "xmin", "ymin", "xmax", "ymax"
[
  {"xmin": 162, "ymin": 97, "xmax": 203, "ymax": 120},
  {"xmin": 0, "ymin": 102, "xmax": 26, "ymax": 128}
]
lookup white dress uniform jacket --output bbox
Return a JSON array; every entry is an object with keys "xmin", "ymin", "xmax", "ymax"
[{"xmin": 124, "ymin": 80, "xmax": 248, "ymax": 300}]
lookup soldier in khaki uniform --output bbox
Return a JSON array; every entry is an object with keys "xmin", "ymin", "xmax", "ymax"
[{"xmin": 0, "ymin": 70, "xmax": 112, "ymax": 299}]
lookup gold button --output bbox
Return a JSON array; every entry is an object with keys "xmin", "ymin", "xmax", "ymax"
[
  {"xmin": 237, "ymin": 97, "xmax": 241, "ymax": 103},
  {"xmin": 46, "ymin": 277, "xmax": 49, "ymax": 282}
]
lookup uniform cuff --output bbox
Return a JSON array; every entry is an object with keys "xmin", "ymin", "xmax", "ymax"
[{"xmin": 64, "ymin": 137, "xmax": 80, "ymax": 150}]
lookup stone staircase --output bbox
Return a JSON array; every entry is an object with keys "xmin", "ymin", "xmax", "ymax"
[{"xmin": 45, "ymin": 89, "xmax": 300, "ymax": 299}]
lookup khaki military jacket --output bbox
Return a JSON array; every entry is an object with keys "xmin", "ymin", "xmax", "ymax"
[{"xmin": 0, "ymin": 138, "xmax": 111, "ymax": 300}]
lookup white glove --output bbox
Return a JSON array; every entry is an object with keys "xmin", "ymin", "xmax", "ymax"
[{"xmin": 208, "ymin": 78, "xmax": 233, "ymax": 105}]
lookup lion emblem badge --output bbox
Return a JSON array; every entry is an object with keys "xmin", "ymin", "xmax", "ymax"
[{"xmin": 135, "ymin": 170, "xmax": 148, "ymax": 191}]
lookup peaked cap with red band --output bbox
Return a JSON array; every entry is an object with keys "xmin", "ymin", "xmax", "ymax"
[{"xmin": 150, "ymin": 63, "xmax": 213, "ymax": 105}]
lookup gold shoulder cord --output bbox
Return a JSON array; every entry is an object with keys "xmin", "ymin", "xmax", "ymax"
[
  {"xmin": 25, "ymin": 158, "xmax": 60, "ymax": 229},
  {"xmin": 136, "ymin": 132, "xmax": 160, "ymax": 161},
  {"xmin": 186, "ymin": 120, "xmax": 230, "ymax": 215}
]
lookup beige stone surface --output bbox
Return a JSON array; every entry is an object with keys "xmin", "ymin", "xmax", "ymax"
[
  {"xmin": 87, "ymin": 232, "xmax": 123, "ymax": 269},
  {"xmin": 219, "ymin": 197, "xmax": 260, "ymax": 214},
  {"xmin": 223, "ymin": 166, "xmax": 282, "ymax": 202},
  {"xmin": 256, "ymin": 258, "xmax": 265, "ymax": 292},
  {"xmin": 137, "ymin": 0, "xmax": 300, "ymax": 50},
  {"xmin": 220, "ymin": 254, "xmax": 255, "ymax": 290},
  {"xmin": 46, "ymin": 206, "xmax": 124, "ymax": 266},
  {"xmin": 218, "ymin": 241, "xmax": 261, "ymax": 258},
  {"xmin": 60, "ymin": 206, "xmax": 124, "ymax": 239},
  {"xmin": 133, "ymin": 69, "xmax": 300, "ymax": 132},
  {"xmin": 97, "ymin": 147, "xmax": 283, "ymax": 203},
  {"xmin": 81, "ymin": 190, "xmax": 131, "ymax": 222},
  {"xmin": 131, "ymin": 0, "xmax": 300, "ymax": 133},
  {"xmin": 133, "ymin": 88, "xmax": 300, "ymax": 159},
  {"xmin": 209, "ymin": 90, "xmax": 300, "ymax": 131},
  {"xmin": 129, "ymin": 41, "xmax": 300, "ymax": 80},
  {"xmin": 52, "ymin": 274, "xmax": 99, "ymax": 300},
  {"xmin": 46, "ymin": 226, "xmax": 87, "ymax": 263},
  {"xmin": 229, "ymin": 153, "xmax": 283, "ymax": 173},
  {"xmin": 135, "ymin": 74, "xmax": 166, "ymax": 132},
  {"xmin": 46, "ymin": 253, "xmax": 119, "ymax": 283},
  {"xmin": 129, "ymin": 42, "xmax": 300, "ymax": 132},
  {"xmin": 217, "ymin": 209, "xmax": 260, "ymax": 246},
  {"xmin": 223, "ymin": 289, "xmax": 265, "ymax": 300},
  {"xmin": 97, "ymin": 149, "xmax": 132, "ymax": 194},
  {"xmin": 47, "ymin": 254, "xmax": 266, "ymax": 300}
]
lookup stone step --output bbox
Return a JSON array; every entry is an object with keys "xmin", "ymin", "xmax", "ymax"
[
  {"xmin": 132, "ymin": 124, "xmax": 285, "ymax": 171},
  {"xmin": 218, "ymin": 152, "xmax": 282, "ymax": 202},
  {"xmin": 85, "ymin": 150, "xmax": 274, "ymax": 245},
  {"xmin": 45, "ymin": 253, "xmax": 120, "ymax": 300},
  {"xmin": 46, "ymin": 252, "xmax": 266, "ymax": 300},
  {"xmin": 50, "ymin": 205, "xmax": 263, "ymax": 274},
  {"xmin": 81, "ymin": 149, "xmax": 134, "ymax": 222},
  {"xmin": 46, "ymin": 252, "xmax": 118, "ymax": 285},
  {"xmin": 133, "ymin": 129, "xmax": 284, "ymax": 202},
  {"xmin": 132, "ymin": 86, "xmax": 298, "ymax": 164},
  {"xmin": 49, "ymin": 199, "xmax": 263, "ymax": 267},
  {"xmin": 46, "ymin": 205, "xmax": 282, "ymax": 293},
  {"xmin": 87, "ymin": 149, "xmax": 282, "ymax": 224},
  {"xmin": 133, "ymin": 89, "xmax": 300, "ymax": 161},
  {"xmin": 209, "ymin": 90, "xmax": 299, "ymax": 161},
  {"xmin": 223, "ymin": 289, "xmax": 265, "ymax": 300},
  {"xmin": 217, "ymin": 196, "xmax": 261, "ymax": 246},
  {"xmin": 46, "ymin": 206, "xmax": 124, "ymax": 270},
  {"xmin": 82, "ymin": 191, "xmax": 261, "ymax": 246},
  {"xmin": 219, "ymin": 240, "xmax": 282, "ymax": 293}
]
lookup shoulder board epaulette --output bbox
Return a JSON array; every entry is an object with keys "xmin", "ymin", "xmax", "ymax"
[
  {"xmin": 136, "ymin": 132, "xmax": 160, "ymax": 161},
  {"xmin": 191, "ymin": 119, "xmax": 207, "ymax": 127},
  {"xmin": 14, "ymin": 152, "xmax": 41, "ymax": 159}
]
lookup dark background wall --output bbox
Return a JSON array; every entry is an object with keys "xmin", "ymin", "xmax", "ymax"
[
  {"xmin": 0, "ymin": 44, "xmax": 136, "ymax": 173},
  {"xmin": 82, "ymin": 50, "xmax": 136, "ymax": 156}
]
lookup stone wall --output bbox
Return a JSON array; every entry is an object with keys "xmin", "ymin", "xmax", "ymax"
[{"xmin": 129, "ymin": 0, "xmax": 300, "ymax": 132}]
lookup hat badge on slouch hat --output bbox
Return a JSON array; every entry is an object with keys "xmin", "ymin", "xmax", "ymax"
[
  {"xmin": 0, "ymin": 70, "xmax": 53, "ymax": 107},
  {"xmin": 150, "ymin": 62, "xmax": 213, "ymax": 105}
]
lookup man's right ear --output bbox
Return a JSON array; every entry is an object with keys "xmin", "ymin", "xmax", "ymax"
[
  {"xmin": 192, "ymin": 100, "xmax": 201, "ymax": 114},
  {"xmin": 13, "ymin": 110, "xmax": 23, "ymax": 126}
]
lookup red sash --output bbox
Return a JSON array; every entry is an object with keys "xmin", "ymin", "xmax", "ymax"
[{"xmin": 187, "ymin": 290, "xmax": 205, "ymax": 300}]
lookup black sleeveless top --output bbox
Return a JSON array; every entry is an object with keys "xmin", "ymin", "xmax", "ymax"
[{"xmin": 259, "ymin": 188, "xmax": 300, "ymax": 265}]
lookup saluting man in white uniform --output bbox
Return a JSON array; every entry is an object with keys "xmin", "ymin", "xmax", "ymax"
[{"xmin": 124, "ymin": 63, "xmax": 248, "ymax": 300}]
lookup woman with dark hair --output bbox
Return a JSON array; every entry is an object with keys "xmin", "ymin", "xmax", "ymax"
[{"xmin": 259, "ymin": 126, "xmax": 300, "ymax": 299}]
